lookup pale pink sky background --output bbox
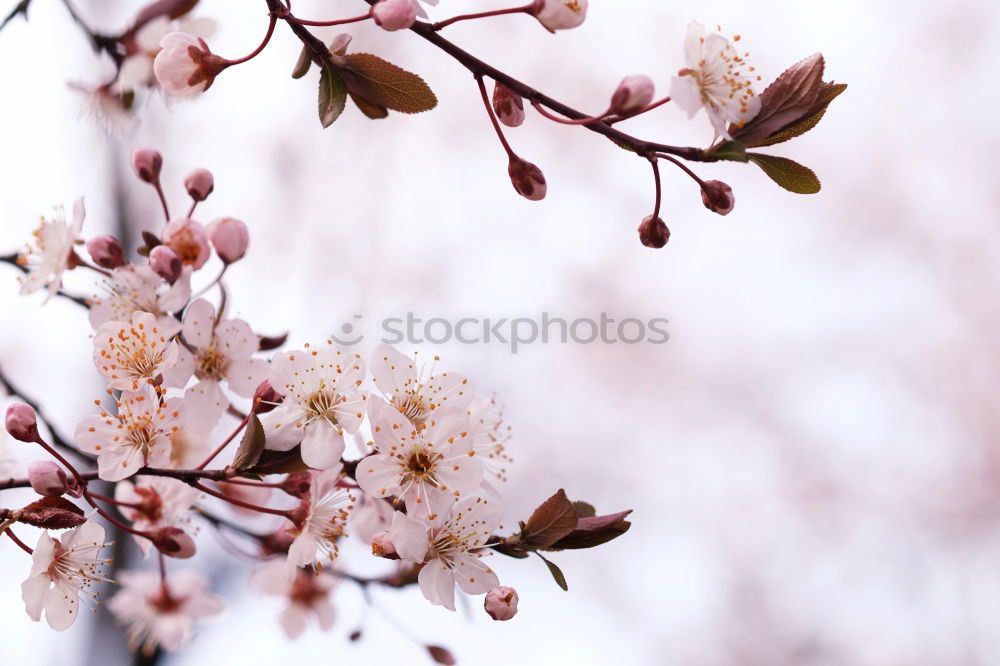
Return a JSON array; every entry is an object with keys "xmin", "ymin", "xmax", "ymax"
[{"xmin": 1, "ymin": 0, "xmax": 999, "ymax": 664}]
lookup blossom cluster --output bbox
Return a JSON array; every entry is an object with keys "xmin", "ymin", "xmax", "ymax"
[{"xmin": 0, "ymin": 148, "xmax": 630, "ymax": 658}]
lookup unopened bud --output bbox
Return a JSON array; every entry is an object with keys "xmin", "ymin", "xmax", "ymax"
[
  {"xmin": 5, "ymin": 403, "xmax": 39, "ymax": 442},
  {"xmin": 508, "ymin": 157, "xmax": 547, "ymax": 201},
  {"xmin": 85, "ymin": 235, "xmax": 126, "ymax": 269},
  {"xmin": 371, "ymin": 531, "xmax": 399, "ymax": 559},
  {"xmin": 131, "ymin": 148, "xmax": 163, "ymax": 184},
  {"xmin": 151, "ymin": 526, "xmax": 197, "ymax": 558},
  {"xmin": 638, "ymin": 215, "xmax": 669, "ymax": 248},
  {"xmin": 184, "ymin": 168, "xmax": 214, "ymax": 202},
  {"xmin": 610, "ymin": 75, "xmax": 655, "ymax": 116},
  {"xmin": 27, "ymin": 461, "xmax": 71, "ymax": 497},
  {"xmin": 161, "ymin": 218, "xmax": 210, "ymax": 269},
  {"xmin": 253, "ymin": 380, "xmax": 282, "ymax": 414},
  {"xmin": 493, "ymin": 83, "xmax": 525, "ymax": 128},
  {"xmin": 149, "ymin": 245, "xmax": 182, "ymax": 283},
  {"xmin": 280, "ymin": 471, "xmax": 315, "ymax": 499},
  {"xmin": 701, "ymin": 180, "xmax": 735, "ymax": 216},
  {"xmin": 484, "ymin": 586, "xmax": 519, "ymax": 621},
  {"xmin": 153, "ymin": 33, "xmax": 226, "ymax": 96},
  {"xmin": 370, "ymin": 0, "xmax": 417, "ymax": 31},
  {"xmin": 206, "ymin": 217, "xmax": 249, "ymax": 264}
]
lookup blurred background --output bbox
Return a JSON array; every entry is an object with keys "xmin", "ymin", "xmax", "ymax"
[{"xmin": 1, "ymin": 0, "xmax": 999, "ymax": 664}]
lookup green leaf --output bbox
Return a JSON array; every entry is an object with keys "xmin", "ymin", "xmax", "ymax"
[
  {"xmin": 341, "ymin": 53, "xmax": 437, "ymax": 114},
  {"xmin": 232, "ymin": 414, "xmax": 265, "ymax": 470},
  {"xmin": 571, "ymin": 501, "xmax": 596, "ymax": 518},
  {"xmin": 747, "ymin": 153, "xmax": 821, "ymax": 194},
  {"xmin": 291, "ymin": 45, "xmax": 312, "ymax": 79},
  {"xmin": 318, "ymin": 65, "xmax": 347, "ymax": 128},
  {"xmin": 536, "ymin": 553, "xmax": 568, "ymax": 591},
  {"xmin": 706, "ymin": 141, "xmax": 748, "ymax": 163},
  {"xmin": 523, "ymin": 489, "xmax": 579, "ymax": 549}
]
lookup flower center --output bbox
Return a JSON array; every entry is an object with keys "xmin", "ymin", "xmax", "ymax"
[
  {"xmin": 195, "ymin": 345, "xmax": 227, "ymax": 380},
  {"xmin": 305, "ymin": 389, "xmax": 340, "ymax": 424}
]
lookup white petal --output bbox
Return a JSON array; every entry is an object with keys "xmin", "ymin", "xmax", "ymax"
[
  {"xmin": 417, "ymin": 559, "xmax": 456, "ymax": 611},
  {"xmin": 300, "ymin": 420, "xmax": 345, "ymax": 470}
]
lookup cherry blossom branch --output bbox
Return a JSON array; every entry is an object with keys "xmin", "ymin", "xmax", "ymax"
[
  {"xmin": 0, "ymin": 466, "xmax": 234, "ymax": 492},
  {"xmin": 191, "ymin": 481, "xmax": 293, "ymax": 518},
  {"xmin": 0, "ymin": 0, "xmax": 30, "ymax": 32}
]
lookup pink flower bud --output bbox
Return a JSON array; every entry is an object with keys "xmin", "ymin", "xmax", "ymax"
[
  {"xmin": 206, "ymin": 217, "xmax": 249, "ymax": 264},
  {"xmin": 85, "ymin": 235, "xmax": 126, "ymax": 269},
  {"xmin": 149, "ymin": 245, "xmax": 182, "ymax": 284},
  {"xmin": 701, "ymin": 180, "xmax": 735, "ymax": 216},
  {"xmin": 253, "ymin": 380, "xmax": 282, "ymax": 414},
  {"xmin": 371, "ymin": 0, "xmax": 417, "ymax": 31},
  {"xmin": 184, "ymin": 168, "xmax": 214, "ymax": 202},
  {"xmin": 280, "ymin": 471, "xmax": 315, "ymax": 499},
  {"xmin": 484, "ymin": 586, "xmax": 519, "ymax": 621},
  {"xmin": 610, "ymin": 75, "xmax": 655, "ymax": 116},
  {"xmin": 5, "ymin": 403, "xmax": 39, "ymax": 442},
  {"xmin": 493, "ymin": 83, "xmax": 525, "ymax": 128},
  {"xmin": 638, "ymin": 215, "xmax": 670, "ymax": 248},
  {"xmin": 508, "ymin": 157, "xmax": 547, "ymax": 201},
  {"xmin": 371, "ymin": 531, "xmax": 399, "ymax": 559},
  {"xmin": 533, "ymin": 0, "xmax": 588, "ymax": 31},
  {"xmin": 151, "ymin": 526, "xmax": 197, "ymax": 558},
  {"xmin": 28, "ymin": 461, "xmax": 72, "ymax": 497},
  {"xmin": 131, "ymin": 148, "xmax": 163, "ymax": 184},
  {"xmin": 161, "ymin": 218, "xmax": 211, "ymax": 269},
  {"xmin": 153, "ymin": 32, "xmax": 226, "ymax": 96}
]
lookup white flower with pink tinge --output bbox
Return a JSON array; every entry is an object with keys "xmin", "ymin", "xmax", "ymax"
[
  {"xmin": 350, "ymin": 493, "xmax": 395, "ymax": 545},
  {"xmin": 357, "ymin": 401, "xmax": 482, "ymax": 518},
  {"xmin": 115, "ymin": 476, "xmax": 201, "ymax": 557},
  {"xmin": 669, "ymin": 21, "xmax": 762, "ymax": 141},
  {"xmin": 21, "ymin": 520, "xmax": 113, "ymax": 630},
  {"xmin": 370, "ymin": 343, "xmax": 473, "ymax": 428},
  {"xmin": 169, "ymin": 298, "xmax": 268, "ymax": 427},
  {"xmin": 93, "ymin": 310, "xmax": 180, "ymax": 392},
  {"xmin": 90, "ymin": 264, "xmax": 192, "ymax": 337},
  {"xmin": 116, "ymin": 16, "xmax": 216, "ymax": 92},
  {"xmin": 389, "ymin": 496, "xmax": 502, "ymax": 611},
  {"xmin": 286, "ymin": 465, "xmax": 355, "ymax": 581},
  {"xmin": 259, "ymin": 343, "xmax": 367, "ymax": 470},
  {"xmin": 467, "ymin": 394, "xmax": 513, "ymax": 491},
  {"xmin": 251, "ymin": 560, "xmax": 339, "ymax": 639},
  {"xmin": 108, "ymin": 569, "xmax": 224, "ymax": 655},
  {"xmin": 75, "ymin": 391, "xmax": 184, "ymax": 481},
  {"xmin": 17, "ymin": 198, "xmax": 84, "ymax": 302}
]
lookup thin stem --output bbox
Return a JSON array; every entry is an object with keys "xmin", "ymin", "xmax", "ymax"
[
  {"xmin": 186, "ymin": 200, "xmax": 199, "ymax": 218},
  {"xmin": 89, "ymin": 492, "xmax": 142, "ymax": 510},
  {"xmin": 531, "ymin": 100, "xmax": 611, "ymax": 126},
  {"xmin": 286, "ymin": 13, "xmax": 371, "ymax": 27},
  {"xmin": 158, "ymin": 552, "xmax": 167, "ymax": 582},
  {"xmin": 649, "ymin": 157, "xmax": 662, "ymax": 221},
  {"xmin": 656, "ymin": 152, "xmax": 706, "ymax": 188},
  {"xmin": 476, "ymin": 75, "xmax": 516, "ymax": 160},
  {"xmin": 432, "ymin": 4, "xmax": 534, "ymax": 31},
  {"xmin": 4, "ymin": 526, "xmax": 33, "ymax": 554},
  {"xmin": 223, "ymin": 14, "xmax": 278, "ymax": 66},
  {"xmin": 196, "ymin": 410, "xmax": 252, "ymax": 470},
  {"xmin": 35, "ymin": 438, "xmax": 86, "ymax": 491},
  {"xmin": 191, "ymin": 264, "xmax": 228, "ymax": 301},
  {"xmin": 82, "ymin": 489, "xmax": 150, "ymax": 537},
  {"xmin": 152, "ymin": 181, "xmax": 171, "ymax": 222},
  {"xmin": 193, "ymin": 481, "xmax": 292, "ymax": 518}
]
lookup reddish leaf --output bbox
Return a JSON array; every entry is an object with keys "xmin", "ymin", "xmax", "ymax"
[
  {"xmin": 341, "ymin": 53, "xmax": 437, "ymax": 114},
  {"xmin": 523, "ymin": 489, "xmax": 578, "ymax": 548},
  {"xmin": 18, "ymin": 497, "xmax": 85, "ymax": 529}
]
